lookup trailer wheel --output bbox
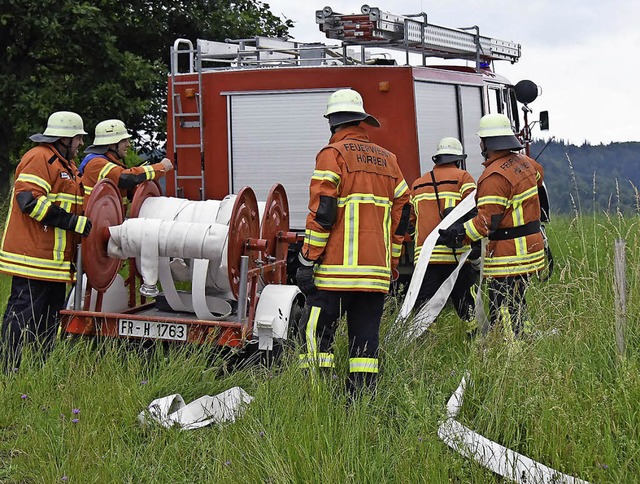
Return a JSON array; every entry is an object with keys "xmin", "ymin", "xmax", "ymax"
[
  {"xmin": 260, "ymin": 295, "xmax": 305, "ymax": 366},
  {"xmin": 286, "ymin": 294, "xmax": 306, "ymax": 343}
]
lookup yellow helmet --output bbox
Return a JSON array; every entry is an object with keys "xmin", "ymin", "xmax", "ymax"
[
  {"xmin": 92, "ymin": 119, "xmax": 132, "ymax": 146},
  {"xmin": 42, "ymin": 111, "xmax": 87, "ymax": 137},
  {"xmin": 477, "ymin": 113, "xmax": 523, "ymax": 151},
  {"xmin": 324, "ymin": 89, "xmax": 380, "ymax": 127}
]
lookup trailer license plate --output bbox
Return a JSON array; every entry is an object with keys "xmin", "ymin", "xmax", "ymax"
[{"xmin": 118, "ymin": 319, "xmax": 187, "ymax": 341}]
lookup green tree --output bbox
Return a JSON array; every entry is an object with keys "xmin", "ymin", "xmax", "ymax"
[{"xmin": 0, "ymin": 0, "xmax": 291, "ymax": 197}]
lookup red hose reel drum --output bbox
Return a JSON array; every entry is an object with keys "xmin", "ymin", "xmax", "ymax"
[
  {"xmin": 260, "ymin": 183, "xmax": 291, "ymax": 285},
  {"xmin": 82, "ymin": 179, "xmax": 124, "ymax": 292},
  {"xmin": 227, "ymin": 186, "xmax": 262, "ymax": 298},
  {"xmin": 129, "ymin": 180, "xmax": 162, "ymax": 218}
]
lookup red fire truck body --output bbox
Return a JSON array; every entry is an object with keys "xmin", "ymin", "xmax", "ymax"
[{"xmin": 167, "ymin": 64, "xmax": 522, "ymax": 227}]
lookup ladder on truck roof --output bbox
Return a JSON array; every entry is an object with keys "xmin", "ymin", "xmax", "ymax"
[
  {"xmin": 170, "ymin": 5, "xmax": 521, "ymax": 73},
  {"xmin": 169, "ymin": 38, "xmax": 206, "ymax": 199},
  {"xmin": 316, "ymin": 4, "xmax": 521, "ymax": 68}
]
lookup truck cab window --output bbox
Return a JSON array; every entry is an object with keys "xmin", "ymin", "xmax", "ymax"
[
  {"xmin": 488, "ymin": 86, "xmax": 503, "ymax": 114},
  {"xmin": 509, "ymin": 89, "xmax": 520, "ymax": 132}
]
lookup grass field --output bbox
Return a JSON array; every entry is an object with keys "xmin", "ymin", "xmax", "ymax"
[{"xmin": 0, "ymin": 211, "xmax": 639, "ymax": 482}]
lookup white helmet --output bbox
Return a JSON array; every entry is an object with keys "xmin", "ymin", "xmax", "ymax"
[
  {"xmin": 324, "ymin": 89, "xmax": 380, "ymax": 128},
  {"xmin": 477, "ymin": 113, "xmax": 523, "ymax": 151},
  {"xmin": 30, "ymin": 111, "xmax": 87, "ymax": 142},
  {"xmin": 434, "ymin": 137, "xmax": 464, "ymax": 156},
  {"xmin": 92, "ymin": 119, "xmax": 132, "ymax": 146},
  {"xmin": 432, "ymin": 137, "xmax": 467, "ymax": 165}
]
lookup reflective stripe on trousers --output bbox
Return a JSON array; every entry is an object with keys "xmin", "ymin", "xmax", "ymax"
[{"xmin": 299, "ymin": 290, "xmax": 385, "ymax": 393}]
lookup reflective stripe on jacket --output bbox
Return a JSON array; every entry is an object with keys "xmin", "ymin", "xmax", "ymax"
[
  {"xmin": 410, "ymin": 163, "xmax": 476, "ymax": 264},
  {"xmin": 301, "ymin": 126, "xmax": 409, "ymax": 293},
  {"xmin": 0, "ymin": 144, "xmax": 83, "ymax": 282},
  {"xmin": 463, "ymin": 152, "xmax": 545, "ymax": 277},
  {"xmin": 81, "ymin": 152, "xmax": 165, "ymax": 206}
]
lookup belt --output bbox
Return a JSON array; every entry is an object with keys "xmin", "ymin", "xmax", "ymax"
[{"xmin": 488, "ymin": 220, "xmax": 541, "ymax": 241}]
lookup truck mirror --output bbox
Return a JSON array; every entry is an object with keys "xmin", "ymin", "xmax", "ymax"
[{"xmin": 539, "ymin": 111, "xmax": 549, "ymax": 131}]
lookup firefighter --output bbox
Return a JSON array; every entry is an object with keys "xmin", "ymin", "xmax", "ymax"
[
  {"xmin": 437, "ymin": 113, "xmax": 545, "ymax": 338},
  {"xmin": 410, "ymin": 137, "xmax": 479, "ymax": 332},
  {"xmin": 296, "ymin": 88, "xmax": 411, "ymax": 398},
  {"xmin": 0, "ymin": 111, "xmax": 91, "ymax": 371},
  {"xmin": 79, "ymin": 119, "xmax": 173, "ymax": 209}
]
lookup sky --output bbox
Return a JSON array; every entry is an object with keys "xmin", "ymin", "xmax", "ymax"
[{"xmin": 264, "ymin": 0, "xmax": 640, "ymax": 145}]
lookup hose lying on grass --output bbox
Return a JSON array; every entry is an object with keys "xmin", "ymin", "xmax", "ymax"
[{"xmin": 438, "ymin": 373, "xmax": 589, "ymax": 484}]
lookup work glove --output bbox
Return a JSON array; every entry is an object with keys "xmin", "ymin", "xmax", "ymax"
[
  {"xmin": 437, "ymin": 225, "xmax": 466, "ymax": 248},
  {"xmin": 72, "ymin": 215, "xmax": 92, "ymax": 237},
  {"xmin": 160, "ymin": 157, "xmax": 174, "ymax": 173},
  {"xmin": 296, "ymin": 254, "xmax": 317, "ymax": 295}
]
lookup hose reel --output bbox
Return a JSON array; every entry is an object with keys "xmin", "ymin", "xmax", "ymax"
[{"xmin": 81, "ymin": 179, "xmax": 293, "ymax": 321}]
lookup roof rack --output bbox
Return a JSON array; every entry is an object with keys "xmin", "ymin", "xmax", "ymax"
[
  {"xmin": 316, "ymin": 4, "xmax": 521, "ymax": 67},
  {"xmin": 170, "ymin": 4, "xmax": 521, "ymax": 75}
]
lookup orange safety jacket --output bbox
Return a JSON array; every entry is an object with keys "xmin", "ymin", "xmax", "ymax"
[
  {"xmin": 410, "ymin": 163, "xmax": 476, "ymax": 264},
  {"xmin": 301, "ymin": 125, "xmax": 410, "ymax": 293},
  {"xmin": 0, "ymin": 144, "xmax": 84, "ymax": 283},
  {"xmin": 81, "ymin": 152, "xmax": 166, "ymax": 207},
  {"xmin": 463, "ymin": 152, "xmax": 545, "ymax": 278}
]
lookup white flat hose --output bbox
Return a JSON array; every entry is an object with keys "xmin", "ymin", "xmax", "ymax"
[
  {"xmin": 438, "ymin": 374, "xmax": 590, "ymax": 483},
  {"xmin": 138, "ymin": 386, "xmax": 254, "ymax": 430},
  {"xmin": 111, "ymin": 194, "xmax": 267, "ymax": 319},
  {"xmin": 108, "ymin": 218, "xmax": 231, "ymax": 318},
  {"xmin": 397, "ymin": 191, "xmax": 477, "ymax": 326},
  {"xmin": 138, "ymin": 197, "xmax": 226, "ymax": 295},
  {"xmin": 407, "ymin": 249, "xmax": 471, "ymax": 339}
]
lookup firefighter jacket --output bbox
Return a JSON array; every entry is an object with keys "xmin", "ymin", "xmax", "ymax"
[
  {"xmin": 410, "ymin": 163, "xmax": 476, "ymax": 264},
  {"xmin": 462, "ymin": 152, "xmax": 545, "ymax": 278},
  {"xmin": 80, "ymin": 152, "xmax": 166, "ymax": 207},
  {"xmin": 0, "ymin": 144, "xmax": 84, "ymax": 283},
  {"xmin": 301, "ymin": 125, "xmax": 410, "ymax": 293}
]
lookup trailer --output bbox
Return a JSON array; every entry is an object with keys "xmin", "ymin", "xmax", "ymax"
[{"xmin": 60, "ymin": 179, "xmax": 304, "ymax": 354}]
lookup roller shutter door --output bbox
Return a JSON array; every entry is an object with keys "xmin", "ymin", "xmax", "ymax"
[
  {"xmin": 414, "ymin": 82, "xmax": 459, "ymax": 175},
  {"xmin": 229, "ymin": 91, "xmax": 329, "ymax": 229},
  {"xmin": 460, "ymin": 86, "xmax": 484, "ymax": 180},
  {"xmin": 413, "ymin": 81, "xmax": 484, "ymax": 180}
]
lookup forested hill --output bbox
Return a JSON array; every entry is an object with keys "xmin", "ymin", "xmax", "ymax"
[{"xmin": 531, "ymin": 139, "xmax": 640, "ymax": 214}]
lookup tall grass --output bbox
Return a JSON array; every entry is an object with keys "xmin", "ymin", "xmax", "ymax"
[
  {"xmin": 0, "ymin": 198, "xmax": 639, "ymax": 480},
  {"xmin": 1, "ymin": 212, "xmax": 639, "ymax": 482}
]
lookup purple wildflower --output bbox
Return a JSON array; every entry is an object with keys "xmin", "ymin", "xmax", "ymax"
[
  {"xmin": 62, "ymin": 476, "xmax": 68, "ymax": 481},
  {"xmin": 259, "ymin": 431, "xmax": 265, "ymax": 437},
  {"xmin": 71, "ymin": 418, "xmax": 79, "ymax": 424},
  {"xmin": 20, "ymin": 394, "xmax": 27, "ymax": 400},
  {"xmin": 72, "ymin": 408, "xmax": 80, "ymax": 415},
  {"xmin": 141, "ymin": 380, "xmax": 148, "ymax": 385},
  {"xmin": 224, "ymin": 460, "xmax": 231, "ymax": 466}
]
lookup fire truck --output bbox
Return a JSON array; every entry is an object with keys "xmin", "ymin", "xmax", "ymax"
[
  {"xmin": 165, "ymin": 4, "xmax": 548, "ymax": 277},
  {"xmin": 60, "ymin": 4, "xmax": 549, "ymax": 353}
]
